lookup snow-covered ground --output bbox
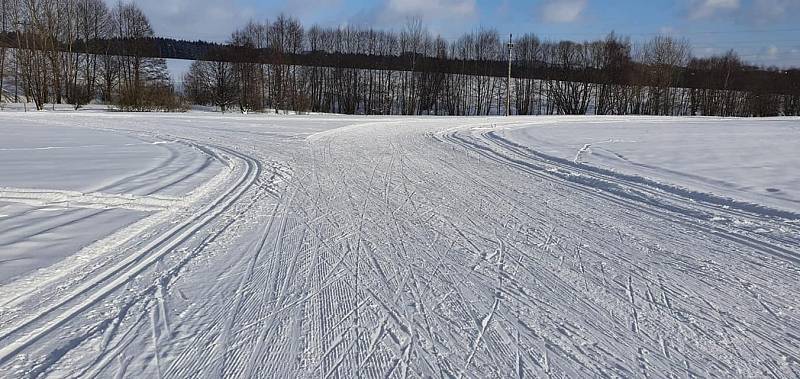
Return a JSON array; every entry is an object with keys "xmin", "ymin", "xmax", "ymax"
[
  {"xmin": 0, "ymin": 111, "xmax": 798, "ymax": 378},
  {"xmin": 0, "ymin": 115, "xmax": 224, "ymax": 284},
  {"xmin": 495, "ymin": 116, "xmax": 800, "ymax": 213}
]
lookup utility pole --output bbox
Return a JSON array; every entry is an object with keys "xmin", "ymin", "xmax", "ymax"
[
  {"xmin": 506, "ymin": 33, "xmax": 514, "ymax": 116},
  {"xmin": 15, "ymin": 21, "xmax": 27, "ymax": 112}
]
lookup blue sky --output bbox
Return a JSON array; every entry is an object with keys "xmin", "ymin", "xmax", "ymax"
[{"xmin": 125, "ymin": 0, "xmax": 800, "ymax": 67}]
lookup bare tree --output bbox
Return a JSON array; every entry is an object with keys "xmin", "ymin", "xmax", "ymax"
[
  {"xmin": 14, "ymin": 0, "xmax": 54, "ymax": 110},
  {"xmin": 593, "ymin": 33, "xmax": 633, "ymax": 115},
  {"xmin": 8, "ymin": 2, "xmax": 797, "ymax": 117},
  {"xmin": 638, "ymin": 35, "xmax": 690, "ymax": 115},
  {"xmin": 112, "ymin": 1, "xmax": 171, "ymax": 110},
  {"xmin": 268, "ymin": 14, "xmax": 304, "ymax": 113},
  {"xmin": 513, "ymin": 34, "xmax": 543, "ymax": 115},
  {"xmin": 184, "ymin": 59, "xmax": 237, "ymax": 111},
  {"xmin": 546, "ymin": 41, "xmax": 593, "ymax": 115},
  {"xmin": 0, "ymin": 0, "xmax": 8, "ymax": 102},
  {"xmin": 71, "ymin": 0, "xmax": 108, "ymax": 106},
  {"xmin": 230, "ymin": 24, "xmax": 263, "ymax": 113}
]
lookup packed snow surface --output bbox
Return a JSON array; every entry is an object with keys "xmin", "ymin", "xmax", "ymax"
[
  {"xmin": 497, "ymin": 116, "xmax": 800, "ymax": 212},
  {"xmin": 0, "ymin": 112, "xmax": 798, "ymax": 378}
]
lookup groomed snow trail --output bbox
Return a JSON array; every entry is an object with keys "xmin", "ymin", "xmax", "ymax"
[{"xmin": 0, "ymin": 114, "xmax": 798, "ymax": 378}]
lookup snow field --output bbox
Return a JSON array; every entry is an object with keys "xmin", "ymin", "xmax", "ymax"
[{"xmin": 0, "ymin": 112, "xmax": 798, "ymax": 378}]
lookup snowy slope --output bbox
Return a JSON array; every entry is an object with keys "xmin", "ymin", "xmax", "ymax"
[
  {"xmin": 0, "ymin": 118, "xmax": 222, "ymax": 195},
  {"xmin": 0, "ymin": 112, "xmax": 798, "ymax": 378},
  {"xmin": 495, "ymin": 116, "xmax": 800, "ymax": 213},
  {"xmin": 0, "ymin": 115, "xmax": 225, "ymax": 284}
]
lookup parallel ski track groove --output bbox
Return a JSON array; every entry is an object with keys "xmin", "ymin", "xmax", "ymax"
[
  {"xmin": 485, "ymin": 130, "xmax": 800, "ymax": 237},
  {"xmin": 0, "ymin": 141, "xmax": 261, "ymax": 367},
  {"xmin": 440, "ymin": 130, "xmax": 800, "ymax": 266}
]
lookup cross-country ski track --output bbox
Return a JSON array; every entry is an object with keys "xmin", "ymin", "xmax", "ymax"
[{"xmin": 0, "ymin": 113, "xmax": 798, "ymax": 378}]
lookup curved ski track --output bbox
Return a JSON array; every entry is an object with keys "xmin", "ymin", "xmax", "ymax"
[{"xmin": 0, "ymin": 116, "xmax": 798, "ymax": 378}]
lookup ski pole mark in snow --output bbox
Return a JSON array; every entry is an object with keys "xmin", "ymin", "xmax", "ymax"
[
  {"xmin": 572, "ymin": 139, "xmax": 631, "ymax": 164},
  {"xmin": 0, "ymin": 114, "xmax": 798, "ymax": 378},
  {"xmin": 574, "ymin": 144, "xmax": 592, "ymax": 163}
]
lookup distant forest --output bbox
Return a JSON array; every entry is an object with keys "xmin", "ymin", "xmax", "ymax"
[{"xmin": 1, "ymin": 0, "xmax": 798, "ymax": 116}]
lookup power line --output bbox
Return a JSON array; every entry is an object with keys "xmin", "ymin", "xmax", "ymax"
[
  {"xmin": 525, "ymin": 27, "xmax": 800, "ymax": 38},
  {"xmin": 737, "ymin": 51, "xmax": 800, "ymax": 57},
  {"xmin": 690, "ymin": 39, "xmax": 800, "ymax": 46},
  {"xmin": 691, "ymin": 45, "xmax": 800, "ymax": 51}
]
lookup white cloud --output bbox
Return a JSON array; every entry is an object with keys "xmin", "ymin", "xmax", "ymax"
[
  {"xmin": 540, "ymin": 0, "xmax": 587, "ymax": 23},
  {"xmin": 384, "ymin": 0, "xmax": 476, "ymax": 19},
  {"xmin": 108, "ymin": 0, "xmax": 257, "ymax": 41},
  {"xmin": 766, "ymin": 45, "xmax": 779, "ymax": 58},
  {"xmin": 689, "ymin": 0, "xmax": 740, "ymax": 19},
  {"xmin": 279, "ymin": 0, "xmax": 344, "ymax": 20},
  {"xmin": 750, "ymin": 0, "xmax": 800, "ymax": 23},
  {"xmin": 686, "ymin": 0, "xmax": 799, "ymax": 25},
  {"xmin": 367, "ymin": 0, "xmax": 477, "ymax": 34}
]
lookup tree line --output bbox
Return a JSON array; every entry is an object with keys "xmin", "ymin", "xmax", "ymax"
[
  {"xmin": 0, "ymin": 0, "xmax": 180, "ymax": 111},
  {"xmin": 1, "ymin": 2, "xmax": 798, "ymax": 116},
  {"xmin": 182, "ymin": 20, "xmax": 799, "ymax": 117}
]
